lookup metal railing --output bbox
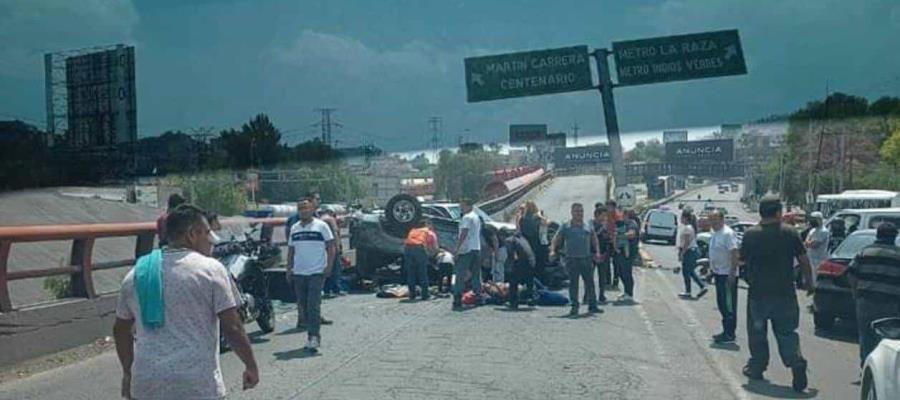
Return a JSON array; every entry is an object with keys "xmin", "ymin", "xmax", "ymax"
[{"xmin": 0, "ymin": 217, "xmax": 285, "ymax": 313}]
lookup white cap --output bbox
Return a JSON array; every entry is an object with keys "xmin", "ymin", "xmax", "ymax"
[{"xmin": 810, "ymin": 211, "xmax": 824, "ymax": 220}]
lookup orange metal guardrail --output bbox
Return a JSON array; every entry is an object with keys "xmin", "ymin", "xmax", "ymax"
[{"xmin": 0, "ymin": 217, "xmax": 286, "ymax": 313}]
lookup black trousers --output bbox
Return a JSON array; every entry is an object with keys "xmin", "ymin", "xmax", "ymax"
[{"xmin": 508, "ymin": 262, "xmax": 535, "ymax": 307}]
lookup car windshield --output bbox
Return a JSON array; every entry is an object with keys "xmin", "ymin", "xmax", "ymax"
[
  {"xmin": 832, "ymin": 233, "xmax": 876, "ymax": 260},
  {"xmin": 649, "ymin": 212, "xmax": 675, "ymax": 226}
]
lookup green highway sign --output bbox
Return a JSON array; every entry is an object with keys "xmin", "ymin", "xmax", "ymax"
[
  {"xmin": 612, "ymin": 29, "xmax": 747, "ymax": 86},
  {"xmin": 464, "ymin": 46, "xmax": 593, "ymax": 102}
]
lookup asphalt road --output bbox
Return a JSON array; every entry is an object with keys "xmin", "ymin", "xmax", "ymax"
[
  {"xmin": 0, "ymin": 177, "xmax": 862, "ymax": 399},
  {"xmin": 640, "ymin": 183, "xmax": 862, "ymax": 399}
]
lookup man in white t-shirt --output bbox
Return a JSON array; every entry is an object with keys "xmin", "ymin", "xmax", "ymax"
[
  {"xmin": 453, "ymin": 198, "xmax": 482, "ymax": 310},
  {"xmin": 708, "ymin": 210, "xmax": 741, "ymax": 344},
  {"xmin": 287, "ymin": 197, "xmax": 336, "ymax": 351},
  {"xmin": 114, "ymin": 204, "xmax": 259, "ymax": 400}
]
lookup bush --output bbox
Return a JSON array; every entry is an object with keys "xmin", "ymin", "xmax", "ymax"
[
  {"xmin": 43, "ymin": 276, "xmax": 72, "ymax": 300},
  {"xmin": 165, "ymin": 172, "xmax": 248, "ymax": 216}
]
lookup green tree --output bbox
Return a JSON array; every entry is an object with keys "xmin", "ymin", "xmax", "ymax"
[
  {"xmin": 625, "ymin": 138, "xmax": 664, "ymax": 163},
  {"xmin": 881, "ymin": 127, "xmax": 900, "ymax": 167},
  {"xmin": 434, "ymin": 149, "xmax": 500, "ymax": 202},
  {"xmin": 215, "ymin": 114, "xmax": 282, "ymax": 169},
  {"xmin": 410, "ymin": 153, "xmax": 430, "ymax": 171}
]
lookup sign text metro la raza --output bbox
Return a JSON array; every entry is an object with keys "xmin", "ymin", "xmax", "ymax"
[
  {"xmin": 612, "ymin": 29, "xmax": 747, "ymax": 86},
  {"xmin": 665, "ymin": 139, "xmax": 734, "ymax": 163}
]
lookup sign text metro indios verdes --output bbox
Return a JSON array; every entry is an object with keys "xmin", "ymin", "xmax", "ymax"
[{"xmin": 612, "ymin": 30, "xmax": 746, "ymax": 86}]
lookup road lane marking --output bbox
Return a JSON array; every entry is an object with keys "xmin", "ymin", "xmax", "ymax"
[{"xmin": 649, "ymin": 267, "xmax": 751, "ymax": 400}]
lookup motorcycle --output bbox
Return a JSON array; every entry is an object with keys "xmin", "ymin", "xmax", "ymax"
[{"xmin": 213, "ymin": 225, "xmax": 280, "ymax": 351}]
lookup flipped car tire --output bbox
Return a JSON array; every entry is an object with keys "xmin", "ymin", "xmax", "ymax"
[{"xmin": 385, "ymin": 194, "xmax": 422, "ymax": 229}]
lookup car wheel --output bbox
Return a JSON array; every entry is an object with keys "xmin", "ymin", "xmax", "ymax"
[
  {"xmin": 385, "ymin": 194, "xmax": 422, "ymax": 228},
  {"xmin": 862, "ymin": 369, "xmax": 876, "ymax": 400},
  {"xmin": 813, "ymin": 311, "xmax": 836, "ymax": 331}
]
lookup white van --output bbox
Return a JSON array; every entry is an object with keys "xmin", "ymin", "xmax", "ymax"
[
  {"xmin": 642, "ymin": 209, "xmax": 679, "ymax": 245},
  {"xmin": 826, "ymin": 208, "xmax": 900, "ymax": 236}
]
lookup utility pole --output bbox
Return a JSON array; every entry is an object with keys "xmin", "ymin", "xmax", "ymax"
[
  {"xmin": 592, "ymin": 49, "xmax": 627, "ymax": 187},
  {"xmin": 428, "ymin": 116, "xmax": 442, "ymax": 162},
  {"xmin": 313, "ymin": 108, "xmax": 341, "ymax": 148},
  {"xmin": 571, "ymin": 121, "xmax": 580, "ymax": 146}
]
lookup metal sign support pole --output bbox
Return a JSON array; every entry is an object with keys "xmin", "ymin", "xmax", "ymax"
[{"xmin": 593, "ymin": 49, "xmax": 627, "ymax": 188}]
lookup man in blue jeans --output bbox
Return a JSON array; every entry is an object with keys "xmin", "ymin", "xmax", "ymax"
[
  {"xmin": 453, "ymin": 199, "xmax": 482, "ymax": 310},
  {"xmin": 286, "ymin": 197, "xmax": 336, "ymax": 352},
  {"xmin": 707, "ymin": 210, "xmax": 739, "ymax": 343}
]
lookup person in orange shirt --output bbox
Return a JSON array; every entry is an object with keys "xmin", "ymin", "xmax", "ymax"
[{"xmin": 403, "ymin": 219, "xmax": 438, "ymax": 300}]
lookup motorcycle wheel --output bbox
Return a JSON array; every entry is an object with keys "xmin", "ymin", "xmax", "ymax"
[{"xmin": 256, "ymin": 301, "xmax": 276, "ymax": 334}]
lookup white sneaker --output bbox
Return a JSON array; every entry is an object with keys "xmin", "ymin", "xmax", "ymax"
[
  {"xmin": 305, "ymin": 336, "xmax": 320, "ymax": 351},
  {"xmin": 618, "ymin": 294, "xmax": 632, "ymax": 302}
]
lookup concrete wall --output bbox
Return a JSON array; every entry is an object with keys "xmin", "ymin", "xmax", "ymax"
[{"xmin": 0, "ymin": 294, "xmax": 117, "ymax": 367}]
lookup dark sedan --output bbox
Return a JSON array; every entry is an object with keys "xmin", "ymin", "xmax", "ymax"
[{"xmin": 813, "ymin": 229, "xmax": 900, "ymax": 330}]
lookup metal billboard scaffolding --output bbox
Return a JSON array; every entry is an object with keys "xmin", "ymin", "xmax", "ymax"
[{"xmin": 44, "ymin": 44, "xmax": 136, "ymax": 147}]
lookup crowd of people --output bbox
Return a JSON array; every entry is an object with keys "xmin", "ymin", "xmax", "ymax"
[{"xmin": 111, "ymin": 191, "xmax": 900, "ymax": 398}]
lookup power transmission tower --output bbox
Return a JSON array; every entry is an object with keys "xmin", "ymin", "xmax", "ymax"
[
  {"xmin": 571, "ymin": 121, "xmax": 580, "ymax": 146},
  {"xmin": 428, "ymin": 116, "xmax": 442, "ymax": 162},
  {"xmin": 313, "ymin": 108, "xmax": 341, "ymax": 148}
]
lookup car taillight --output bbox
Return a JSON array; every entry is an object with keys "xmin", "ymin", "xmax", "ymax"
[{"xmin": 817, "ymin": 259, "xmax": 848, "ymax": 277}]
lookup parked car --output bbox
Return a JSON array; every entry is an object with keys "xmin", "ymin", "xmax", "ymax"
[
  {"xmin": 862, "ymin": 317, "xmax": 900, "ymax": 400},
  {"xmin": 813, "ymin": 229, "xmax": 900, "ymax": 330},
  {"xmin": 641, "ymin": 209, "xmax": 678, "ymax": 245}
]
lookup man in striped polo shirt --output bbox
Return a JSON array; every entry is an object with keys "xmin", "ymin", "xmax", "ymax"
[{"xmin": 847, "ymin": 222, "xmax": 900, "ymax": 366}]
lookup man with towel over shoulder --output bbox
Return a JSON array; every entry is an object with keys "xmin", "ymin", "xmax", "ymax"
[{"xmin": 113, "ymin": 204, "xmax": 259, "ymax": 399}]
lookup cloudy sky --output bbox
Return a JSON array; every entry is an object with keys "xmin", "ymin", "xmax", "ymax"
[{"xmin": 1, "ymin": 0, "xmax": 899, "ymax": 152}]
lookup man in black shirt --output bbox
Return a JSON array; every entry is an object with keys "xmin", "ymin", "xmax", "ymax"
[
  {"xmin": 503, "ymin": 229, "xmax": 536, "ymax": 309},
  {"xmin": 739, "ymin": 196, "xmax": 813, "ymax": 392}
]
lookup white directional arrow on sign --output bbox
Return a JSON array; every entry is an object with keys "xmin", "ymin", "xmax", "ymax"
[
  {"xmin": 723, "ymin": 44, "xmax": 737, "ymax": 60},
  {"xmin": 614, "ymin": 187, "xmax": 636, "ymax": 207},
  {"xmin": 471, "ymin": 73, "xmax": 484, "ymax": 86}
]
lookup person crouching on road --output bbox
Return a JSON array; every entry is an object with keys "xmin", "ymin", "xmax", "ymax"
[
  {"xmin": 592, "ymin": 207, "xmax": 614, "ymax": 304},
  {"xmin": 551, "ymin": 203, "xmax": 603, "ymax": 316},
  {"xmin": 403, "ymin": 219, "xmax": 438, "ymax": 301},
  {"xmin": 847, "ymin": 222, "xmax": 900, "ymax": 367},
  {"xmin": 435, "ymin": 249, "xmax": 454, "ymax": 294},
  {"xmin": 114, "ymin": 204, "xmax": 259, "ymax": 399},
  {"xmin": 453, "ymin": 198, "xmax": 483, "ymax": 310},
  {"xmin": 678, "ymin": 209, "xmax": 708, "ymax": 299},
  {"xmin": 707, "ymin": 210, "xmax": 740, "ymax": 344},
  {"xmin": 503, "ymin": 228, "xmax": 537, "ymax": 309},
  {"xmin": 286, "ymin": 197, "xmax": 336, "ymax": 352},
  {"xmin": 739, "ymin": 195, "xmax": 813, "ymax": 392}
]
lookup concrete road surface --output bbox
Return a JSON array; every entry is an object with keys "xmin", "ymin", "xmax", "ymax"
[{"xmin": 0, "ymin": 178, "xmax": 861, "ymax": 399}]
